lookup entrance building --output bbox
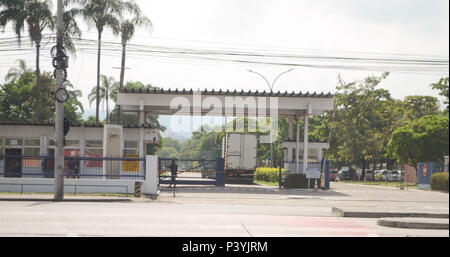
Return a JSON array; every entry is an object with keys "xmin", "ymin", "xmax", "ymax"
[{"xmin": 117, "ymin": 88, "xmax": 334, "ymax": 173}]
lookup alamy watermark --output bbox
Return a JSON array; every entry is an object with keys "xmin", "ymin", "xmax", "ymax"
[{"xmin": 169, "ymin": 90, "xmax": 279, "ymax": 144}]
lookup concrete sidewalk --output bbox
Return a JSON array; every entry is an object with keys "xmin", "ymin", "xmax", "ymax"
[
  {"xmin": 332, "ymin": 206, "xmax": 449, "ymax": 219},
  {"xmin": 378, "ymin": 218, "xmax": 449, "ymax": 230}
]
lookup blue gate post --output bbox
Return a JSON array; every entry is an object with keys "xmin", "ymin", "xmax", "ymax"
[
  {"xmin": 279, "ymin": 164, "xmax": 282, "ymax": 189},
  {"xmin": 325, "ymin": 160, "xmax": 330, "ymax": 190},
  {"xmin": 215, "ymin": 158, "xmax": 225, "ymax": 187},
  {"xmin": 418, "ymin": 162, "xmax": 440, "ymax": 190}
]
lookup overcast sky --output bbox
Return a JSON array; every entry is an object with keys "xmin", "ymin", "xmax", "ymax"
[{"xmin": 0, "ymin": 0, "xmax": 449, "ymax": 122}]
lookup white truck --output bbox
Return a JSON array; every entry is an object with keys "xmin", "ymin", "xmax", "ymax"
[{"xmin": 222, "ymin": 133, "xmax": 258, "ymax": 184}]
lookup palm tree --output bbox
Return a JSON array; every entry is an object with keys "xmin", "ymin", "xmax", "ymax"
[
  {"xmin": 64, "ymin": 80, "xmax": 84, "ymax": 113},
  {"xmin": 116, "ymin": 13, "xmax": 152, "ymax": 122},
  {"xmin": 1, "ymin": 0, "xmax": 82, "ymax": 121},
  {"xmin": 70, "ymin": 0, "xmax": 139, "ymax": 123},
  {"xmin": 0, "ymin": 0, "xmax": 54, "ymax": 121},
  {"xmin": 4, "ymin": 59, "xmax": 33, "ymax": 82},
  {"xmin": 87, "ymin": 75, "xmax": 118, "ymax": 123}
]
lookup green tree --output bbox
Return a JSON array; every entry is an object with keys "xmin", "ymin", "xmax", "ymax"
[
  {"xmin": 328, "ymin": 72, "xmax": 394, "ymax": 176},
  {"xmin": 87, "ymin": 75, "xmax": 118, "ymax": 123},
  {"xmin": 117, "ymin": 12, "xmax": 151, "ymax": 90},
  {"xmin": 157, "ymin": 147, "xmax": 180, "ymax": 159},
  {"xmin": 0, "ymin": 0, "xmax": 54, "ymax": 121},
  {"xmin": 4, "ymin": 59, "xmax": 33, "ymax": 82},
  {"xmin": 70, "ymin": 0, "xmax": 139, "ymax": 123},
  {"xmin": 115, "ymin": 11, "xmax": 152, "ymax": 122},
  {"xmin": 1, "ymin": 0, "xmax": 81, "ymax": 121},
  {"xmin": 431, "ymin": 77, "xmax": 449, "ymax": 115},
  {"xmin": 387, "ymin": 115, "xmax": 449, "ymax": 171},
  {"xmin": 0, "ymin": 61, "xmax": 83, "ymax": 124},
  {"xmin": 403, "ymin": 95, "xmax": 440, "ymax": 121}
]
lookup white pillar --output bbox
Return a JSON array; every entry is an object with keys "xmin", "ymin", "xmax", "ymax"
[
  {"xmin": 80, "ymin": 126, "xmax": 85, "ymax": 173},
  {"xmin": 318, "ymin": 148, "xmax": 323, "ymax": 162},
  {"xmin": 287, "ymin": 147, "xmax": 293, "ymax": 162},
  {"xmin": 142, "ymin": 155, "xmax": 158, "ymax": 196},
  {"xmin": 303, "ymin": 112, "xmax": 309, "ymax": 174},
  {"xmin": 139, "ymin": 101, "xmax": 145, "ymax": 173},
  {"xmin": 296, "ymin": 116, "xmax": 300, "ymax": 173},
  {"xmin": 288, "ymin": 116, "xmax": 294, "ymax": 141}
]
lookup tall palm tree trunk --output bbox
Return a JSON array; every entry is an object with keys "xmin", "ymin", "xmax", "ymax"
[
  {"xmin": 96, "ymin": 30, "xmax": 102, "ymax": 124},
  {"xmin": 106, "ymin": 85, "xmax": 109, "ymax": 123},
  {"xmin": 34, "ymin": 43, "xmax": 41, "ymax": 121},
  {"xmin": 117, "ymin": 41, "xmax": 127, "ymax": 123}
]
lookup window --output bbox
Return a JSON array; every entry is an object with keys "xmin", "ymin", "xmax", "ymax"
[
  {"xmin": 124, "ymin": 141, "xmax": 138, "ymax": 149},
  {"xmin": 64, "ymin": 140, "xmax": 80, "ymax": 147},
  {"xmin": 25, "ymin": 139, "xmax": 40, "ymax": 146},
  {"xmin": 85, "ymin": 149, "xmax": 103, "ymax": 156},
  {"xmin": 124, "ymin": 141, "xmax": 139, "ymax": 156},
  {"xmin": 24, "ymin": 147, "xmax": 40, "ymax": 156},
  {"xmin": 122, "ymin": 112, "xmax": 139, "ymax": 126},
  {"xmin": 124, "ymin": 149, "xmax": 139, "ymax": 155},
  {"xmin": 86, "ymin": 140, "xmax": 102, "ymax": 148},
  {"xmin": 5, "ymin": 139, "xmax": 22, "ymax": 146}
]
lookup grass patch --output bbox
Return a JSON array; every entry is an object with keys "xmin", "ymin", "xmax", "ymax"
[{"xmin": 254, "ymin": 180, "xmax": 279, "ymax": 187}]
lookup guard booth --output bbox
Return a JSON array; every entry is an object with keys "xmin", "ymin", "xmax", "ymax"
[{"xmin": 417, "ymin": 162, "xmax": 445, "ymax": 190}]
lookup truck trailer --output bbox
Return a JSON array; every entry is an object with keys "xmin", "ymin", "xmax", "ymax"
[{"xmin": 222, "ymin": 133, "xmax": 258, "ymax": 184}]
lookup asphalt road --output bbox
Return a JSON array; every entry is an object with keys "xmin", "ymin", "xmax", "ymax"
[{"xmin": 0, "ymin": 182, "xmax": 448, "ymax": 237}]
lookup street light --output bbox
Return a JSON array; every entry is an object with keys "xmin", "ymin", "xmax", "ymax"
[
  {"xmin": 247, "ymin": 68, "xmax": 295, "ymax": 167},
  {"xmin": 247, "ymin": 68, "xmax": 294, "ymax": 91}
]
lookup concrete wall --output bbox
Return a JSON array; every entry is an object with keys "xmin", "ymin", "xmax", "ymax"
[
  {"xmin": 403, "ymin": 164, "xmax": 418, "ymax": 184},
  {"xmin": 0, "ymin": 178, "xmax": 138, "ymax": 194},
  {"xmin": 0, "ymin": 155, "xmax": 159, "ymax": 195}
]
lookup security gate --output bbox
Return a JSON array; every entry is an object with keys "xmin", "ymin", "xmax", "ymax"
[{"xmin": 158, "ymin": 158, "xmax": 225, "ymax": 186}]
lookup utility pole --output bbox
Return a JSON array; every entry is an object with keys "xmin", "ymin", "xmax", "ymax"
[
  {"xmin": 53, "ymin": 0, "xmax": 65, "ymax": 201},
  {"xmin": 247, "ymin": 68, "xmax": 294, "ymax": 167}
]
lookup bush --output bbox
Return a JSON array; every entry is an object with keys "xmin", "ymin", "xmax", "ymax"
[
  {"xmin": 430, "ymin": 172, "xmax": 449, "ymax": 192},
  {"xmin": 255, "ymin": 167, "xmax": 283, "ymax": 183}
]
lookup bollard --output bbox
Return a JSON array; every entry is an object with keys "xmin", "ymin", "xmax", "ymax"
[
  {"xmin": 134, "ymin": 181, "xmax": 143, "ymax": 197},
  {"xmin": 313, "ymin": 179, "xmax": 319, "ymax": 192}
]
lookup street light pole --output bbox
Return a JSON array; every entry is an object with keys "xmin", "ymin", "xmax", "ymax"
[
  {"xmin": 247, "ymin": 68, "xmax": 294, "ymax": 167},
  {"xmin": 54, "ymin": 0, "xmax": 65, "ymax": 201}
]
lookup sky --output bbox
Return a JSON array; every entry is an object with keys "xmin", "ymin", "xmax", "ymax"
[{"xmin": 0, "ymin": 0, "xmax": 449, "ymax": 130}]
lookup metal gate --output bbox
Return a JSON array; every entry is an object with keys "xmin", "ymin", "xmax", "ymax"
[{"xmin": 158, "ymin": 158, "xmax": 225, "ymax": 186}]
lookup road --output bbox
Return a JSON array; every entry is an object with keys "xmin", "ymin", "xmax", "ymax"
[{"xmin": 0, "ymin": 182, "xmax": 448, "ymax": 237}]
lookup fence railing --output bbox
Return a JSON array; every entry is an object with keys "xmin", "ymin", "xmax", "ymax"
[
  {"xmin": 158, "ymin": 158, "xmax": 217, "ymax": 181},
  {"xmin": 281, "ymin": 161, "xmax": 323, "ymax": 174},
  {"xmin": 0, "ymin": 155, "xmax": 145, "ymax": 180}
]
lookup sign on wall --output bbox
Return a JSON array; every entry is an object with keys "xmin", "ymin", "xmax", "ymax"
[{"xmin": 123, "ymin": 154, "xmax": 139, "ymax": 172}]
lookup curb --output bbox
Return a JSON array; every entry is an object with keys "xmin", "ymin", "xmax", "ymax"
[
  {"xmin": 332, "ymin": 207, "xmax": 449, "ymax": 219},
  {"xmin": 377, "ymin": 218, "xmax": 449, "ymax": 230}
]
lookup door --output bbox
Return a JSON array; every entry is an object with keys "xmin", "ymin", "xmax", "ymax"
[{"xmin": 5, "ymin": 148, "xmax": 22, "ymax": 178}]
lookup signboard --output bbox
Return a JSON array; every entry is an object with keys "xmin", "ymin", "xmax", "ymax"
[
  {"xmin": 306, "ymin": 167, "xmax": 321, "ymax": 179},
  {"xmin": 123, "ymin": 154, "xmax": 139, "ymax": 172},
  {"xmin": 423, "ymin": 164, "xmax": 428, "ymax": 178}
]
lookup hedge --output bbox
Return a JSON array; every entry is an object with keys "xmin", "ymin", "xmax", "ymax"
[
  {"xmin": 255, "ymin": 167, "xmax": 283, "ymax": 183},
  {"xmin": 430, "ymin": 172, "xmax": 449, "ymax": 192}
]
